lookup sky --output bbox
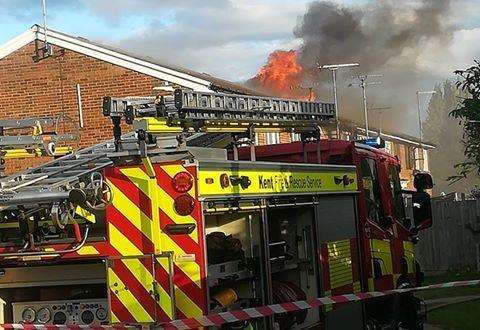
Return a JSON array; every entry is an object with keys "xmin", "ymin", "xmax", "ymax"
[
  {"xmin": 0, "ymin": 0, "xmax": 321, "ymax": 80},
  {"xmin": 1, "ymin": 0, "xmax": 479, "ymax": 81},
  {"xmin": 0, "ymin": 0, "xmax": 479, "ymax": 99}
]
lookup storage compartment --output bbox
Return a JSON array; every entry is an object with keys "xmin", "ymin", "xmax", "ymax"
[
  {"xmin": 267, "ymin": 205, "xmax": 321, "ymax": 330},
  {"xmin": 0, "ymin": 262, "xmax": 107, "ymax": 324},
  {"xmin": 205, "ymin": 211, "xmax": 266, "ymax": 328}
]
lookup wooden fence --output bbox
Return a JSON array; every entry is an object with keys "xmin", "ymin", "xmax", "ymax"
[{"xmin": 416, "ymin": 193, "xmax": 480, "ymax": 272}]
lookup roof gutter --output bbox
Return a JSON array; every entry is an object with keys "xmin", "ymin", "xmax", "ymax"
[
  {"xmin": 31, "ymin": 25, "xmax": 212, "ymax": 92},
  {"xmin": 355, "ymin": 127, "xmax": 435, "ymax": 149}
]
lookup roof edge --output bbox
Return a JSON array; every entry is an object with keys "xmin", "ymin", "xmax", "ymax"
[
  {"xmin": 0, "ymin": 28, "xmax": 35, "ymax": 60},
  {"xmin": 1, "ymin": 25, "xmax": 213, "ymax": 92},
  {"xmin": 355, "ymin": 127, "xmax": 436, "ymax": 149}
]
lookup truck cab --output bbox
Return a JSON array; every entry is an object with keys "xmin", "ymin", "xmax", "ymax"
[{"xmin": 237, "ymin": 138, "xmax": 433, "ymax": 327}]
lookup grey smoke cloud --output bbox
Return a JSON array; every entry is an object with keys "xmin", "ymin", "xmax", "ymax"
[
  {"xmin": 296, "ymin": 0, "xmax": 452, "ymax": 73},
  {"xmin": 289, "ymin": 0, "xmax": 454, "ymax": 134}
]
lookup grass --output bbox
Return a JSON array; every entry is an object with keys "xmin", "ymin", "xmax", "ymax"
[
  {"xmin": 416, "ymin": 271, "xmax": 480, "ymax": 300},
  {"xmin": 428, "ymin": 299, "xmax": 480, "ymax": 329},
  {"xmin": 416, "ymin": 271, "xmax": 480, "ymax": 329}
]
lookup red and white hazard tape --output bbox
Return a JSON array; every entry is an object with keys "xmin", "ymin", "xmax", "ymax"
[
  {"xmin": 0, "ymin": 324, "xmax": 137, "ymax": 329},
  {"xmin": 2, "ymin": 280, "xmax": 478, "ymax": 330},
  {"xmin": 160, "ymin": 279, "xmax": 480, "ymax": 329}
]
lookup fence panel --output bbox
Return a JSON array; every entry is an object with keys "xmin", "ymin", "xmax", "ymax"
[{"xmin": 416, "ymin": 194, "xmax": 480, "ymax": 272}]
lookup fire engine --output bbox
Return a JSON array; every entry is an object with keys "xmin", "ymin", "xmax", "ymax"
[{"xmin": 0, "ymin": 89, "xmax": 432, "ymax": 329}]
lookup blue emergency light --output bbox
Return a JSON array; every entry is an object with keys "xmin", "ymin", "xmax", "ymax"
[{"xmin": 359, "ymin": 137, "xmax": 385, "ymax": 149}]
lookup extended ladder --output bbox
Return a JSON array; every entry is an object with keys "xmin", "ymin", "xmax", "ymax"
[
  {"xmin": 0, "ymin": 90, "xmax": 335, "ymax": 208},
  {"xmin": 103, "ymin": 89, "xmax": 335, "ymax": 157},
  {"xmin": 103, "ymin": 89, "xmax": 334, "ymax": 161},
  {"xmin": 0, "ymin": 117, "xmax": 78, "ymax": 174},
  {"xmin": 104, "ymin": 89, "xmax": 335, "ymax": 133}
]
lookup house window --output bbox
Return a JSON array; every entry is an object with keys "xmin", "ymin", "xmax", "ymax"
[
  {"xmin": 291, "ymin": 133, "xmax": 301, "ymax": 142},
  {"xmin": 265, "ymin": 133, "xmax": 280, "ymax": 145}
]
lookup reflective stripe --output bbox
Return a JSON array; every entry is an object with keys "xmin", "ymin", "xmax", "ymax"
[
  {"xmin": 155, "ymin": 257, "xmax": 175, "ymax": 320},
  {"xmin": 75, "ymin": 205, "xmax": 96, "ymax": 223},
  {"xmin": 109, "ymin": 224, "xmax": 143, "ymax": 256},
  {"xmin": 403, "ymin": 241, "xmax": 415, "ymax": 273},
  {"xmin": 371, "ymin": 239, "xmax": 393, "ymax": 275},
  {"xmin": 105, "ymin": 163, "xmax": 206, "ymax": 321},
  {"xmin": 156, "ymin": 164, "xmax": 206, "ymax": 316},
  {"xmin": 119, "ymin": 167, "xmax": 163, "ymax": 251},
  {"xmin": 110, "ymin": 311, "xmax": 120, "ymax": 323},
  {"xmin": 175, "ymin": 284, "xmax": 204, "ymax": 317},
  {"xmin": 328, "ymin": 239, "xmax": 353, "ymax": 289},
  {"xmin": 107, "ymin": 178, "xmax": 154, "ymax": 243},
  {"xmin": 76, "ymin": 245, "xmax": 99, "ymax": 255}
]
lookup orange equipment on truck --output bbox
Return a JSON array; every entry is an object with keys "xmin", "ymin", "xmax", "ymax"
[{"xmin": 0, "ymin": 89, "xmax": 432, "ymax": 329}]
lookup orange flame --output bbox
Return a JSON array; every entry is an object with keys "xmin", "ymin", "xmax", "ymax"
[{"xmin": 252, "ymin": 50, "xmax": 312, "ymax": 100}]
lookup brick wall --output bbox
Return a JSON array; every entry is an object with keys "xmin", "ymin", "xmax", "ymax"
[{"xmin": 0, "ymin": 42, "xmax": 165, "ymax": 173}]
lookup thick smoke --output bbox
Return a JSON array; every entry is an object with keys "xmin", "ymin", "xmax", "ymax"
[
  {"xmin": 252, "ymin": 0, "xmax": 454, "ymax": 135},
  {"xmin": 296, "ymin": 0, "xmax": 453, "ymax": 134},
  {"xmin": 296, "ymin": 0, "xmax": 452, "ymax": 74}
]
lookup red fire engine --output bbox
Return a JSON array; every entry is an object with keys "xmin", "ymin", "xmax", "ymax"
[
  {"xmin": 238, "ymin": 139, "xmax": 433, "ymax": 328},
  {"xmin": 0, "ymin": 89, "xmax": 432, "ymax": 329}
]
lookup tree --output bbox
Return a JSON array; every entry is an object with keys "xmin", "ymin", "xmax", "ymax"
[
  {"xmin": 423, "ymin": 81, "xmax": 478, "ymax": 195},
  {"xmin": 449, "ymin": 60, "xmax": 480, "ymax": 185}
]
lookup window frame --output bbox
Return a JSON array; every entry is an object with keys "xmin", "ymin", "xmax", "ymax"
[
  {"xmin": 386, "ymin": 163, "xmax": 410, "ymax": 228},
  {"xmin": 360, "ymin": 157, "xmax": 385, "ymax": 227}
]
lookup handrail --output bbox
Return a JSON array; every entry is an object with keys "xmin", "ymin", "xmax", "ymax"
[{"xmin": 0, "ymin": 225, "xmax": 90, "ymax": 258}]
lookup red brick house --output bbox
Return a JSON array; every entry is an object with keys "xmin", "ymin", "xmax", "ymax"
[
  {"xmin": 1, "ymin": 25, "xmax": 434, "ymax": 188},
  {"xmin": 0, "ymin": 25, "xmax": 261, "ymax": 173}
]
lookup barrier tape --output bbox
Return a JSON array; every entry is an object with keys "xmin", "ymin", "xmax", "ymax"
[
  {"xmin": 0, "ymin": 326, "xmax": 137, "ymax": 330},
  {"xmin": 160, "ymin": 279, "xmax": 480, "ymax": 329},
  {"xmin": 2, "ymin": 279, "xmax": 479, "ymax": 330}
]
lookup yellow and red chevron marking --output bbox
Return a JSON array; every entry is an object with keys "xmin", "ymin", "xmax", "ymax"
[
  {"xmin": 104, "ymin": 162, "xmax": 206, "ymax": 323},
  {"xmin": 107, "ymin": 255, "xmax": 174, "ymax": 323},
  {"xmin": 153, "ymin": 163, "xmax": 207, "ymax": 319},
  {"xmin": 321, "ymin": 238, "xmax": 359, "ymax": 312}
]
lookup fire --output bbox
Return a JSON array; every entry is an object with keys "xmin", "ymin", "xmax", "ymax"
[{"xmin": 251, "ymin": 50, "xmax": 312, "ymax": 100}]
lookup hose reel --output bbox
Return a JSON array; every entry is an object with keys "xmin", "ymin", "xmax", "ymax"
[{"xmin": 69, "ymin": 172, "xmax": 113, "ymax": 213}]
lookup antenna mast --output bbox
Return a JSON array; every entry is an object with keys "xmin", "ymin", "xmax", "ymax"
[
  {"xmin": 34, "ymin": 0, "xmax": 53, "ymax": 61},
  {"xmin": 349, "ymin": 74, "xmax": 383, "ymax": 138},
  {"xmin": 41, "ymin": 0, "xmax": 48, "ymax": 44}
]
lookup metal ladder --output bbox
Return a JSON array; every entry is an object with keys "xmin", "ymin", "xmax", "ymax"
[
  {"xmin": 0, "ymin": 89, "xmax": 335, "ymax": 206},
  {"xmin": 0, "ymin": 117, "xmax": 78, "ymax": 150},
  {"xmin": 103, "ymin": 89, "xmax": 335, "ymax": 157},
  {"xmin": 0, "ymin": 132, "xmax": 195, "ymax": 207},
  {"xmin": 104, "ymin": 89, "xmax": 335, "ymax": 128},
  {"xmin": 0, "ymin": 116, "xmax": 79, "ymax": 175},
  {"xmin": 0, "ymin": 138, "xmax": 115, "ymax": 205}
]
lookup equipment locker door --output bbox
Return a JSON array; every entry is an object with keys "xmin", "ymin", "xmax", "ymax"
[
  {"xmin": 316, "ymin": 194, "xmax": 364, "ymax": 330},
  {"xmin": 107, "ymin": 254, "xmax": 175, "ymax": 324},
  {"xmin": 267, "ymin": 204, "xmax": 320, "ymax": 329}
]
